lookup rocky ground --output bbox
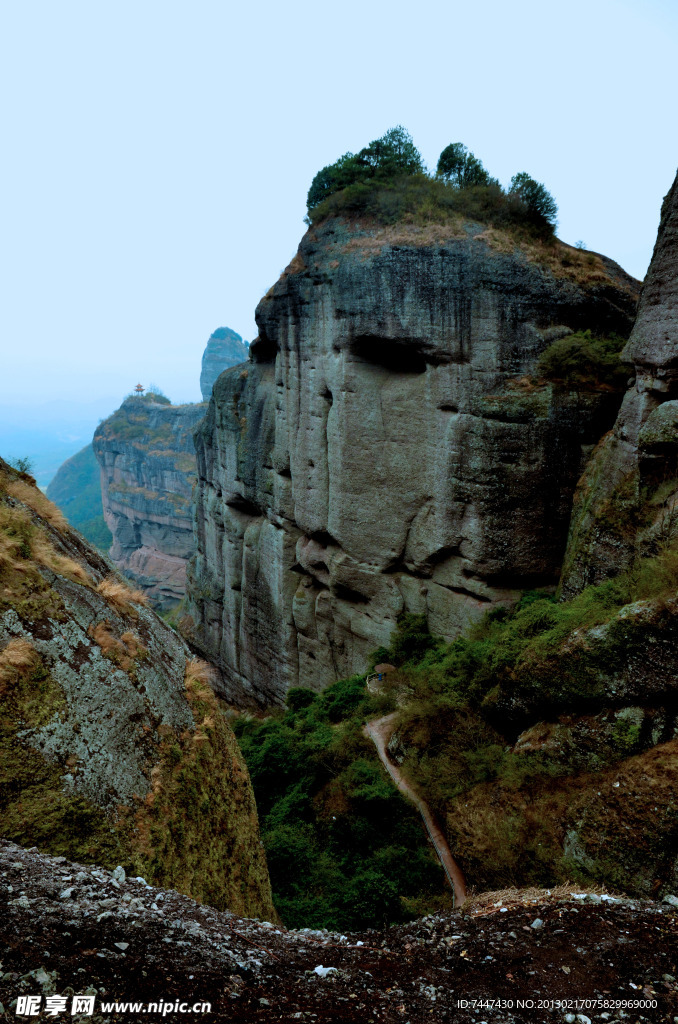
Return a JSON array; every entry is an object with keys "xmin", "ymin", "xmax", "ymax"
[{"xmin": 1, "ymin": 841, "xmax": 677, "ymax": 1023}]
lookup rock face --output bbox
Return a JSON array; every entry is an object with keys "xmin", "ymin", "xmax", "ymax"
[
  {"xmin": 188, "ymin": 218, "xmax": 639, "ymax": 705},
  {"xmin": 561, "ymin": 170, "xmax": 678, "ymax": 595},
  {"xmin": 93, "ymin": 394, "xmax": 207, "ymax": 609},
  {"xmin": 0, "ymin": 459, "xmax": 274, "ymax": 918},
  {"xmin": 200, "ymin": 326, "xmax": 249, "ymax": 400}
]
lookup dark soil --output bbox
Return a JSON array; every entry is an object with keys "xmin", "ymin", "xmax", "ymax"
[{"xmin": 1, "ymin": 840, "xmax": 677, "ymax": 1023}]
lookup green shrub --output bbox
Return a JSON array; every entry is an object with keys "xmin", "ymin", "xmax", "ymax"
[
  {"xmin": 389, "ymin": 613, "xmax": 439, "ymax": 666},
  {"xmin": 307, "ymin": 126, "xmax": 423, "ymax": 212},
  {"xmin": 537, "ymin": 330, "xmax": 630, "ymax": 391},
  {"xmin": 307, "ymin": 129, "xmax": 558, "ymax": 240}
]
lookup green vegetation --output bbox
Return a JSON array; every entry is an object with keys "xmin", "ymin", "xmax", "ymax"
[
  {"xmin": 508, "ymin": 172, "xmax": 558, "ymax": 228},
  {"xmin": 307, "ymin": 126, "xmax": 424, "ymax": 211},
  {"xmin": 306, "ymin": 127, "xmax": 558, "ymax": 237},
  {"xmin": 46, "ymin": 444, "xmax": 112, "ymax": 552},
  {"xmin": 127, "ymin": 661, "xmax": 275, "ymax": 918},
  {"xmin": 233, "ymin": 674, "xmax": 448, "ymax": 930},
  {"xmin": 537, "ymin": 330, "xmax": 630, "ymax": 391},
  {"xmin": 7, "ymin": 456, "xmax": 34, "ymax": 474},
  {"xmin": 237, "ymin": 521, "xmax": 678, "ymax": 909},
  {"xmin": 436, "ymin": 142, "xmax": 496, "ymax": 188}
]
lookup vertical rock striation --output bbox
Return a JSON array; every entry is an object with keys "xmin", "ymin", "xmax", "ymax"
[
  {"xmin": 189, "ymin": 218, "xmax": 639, "ymax": 706},
  {"xmin": 94, "ymin": 395, "xmax": 207, "ymax": 609},
  {"xmin": 200, "ymin": 327, "xmax": 249, "ymax": 401},
  {"xmin": 561, "ymin": 170, "xmax": 678, "ymax": 595}
]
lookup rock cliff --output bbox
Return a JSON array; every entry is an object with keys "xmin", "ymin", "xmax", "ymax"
[
  {"xmin": 188, "ymin": 218, "xmax": 639, "ymax": 705},
  {"xmin": 561, "ymin": 169, "xmax": 678, "ymax": 595},
  {"xmin": 0, "ymin": 458, "xmax": 274, "ymax": 918},
  {"xmin": 200, "ymin": 326, "xmax": 249, "ymax": 400},
  {"xmin": 93, "ymin": 394, "xmax": 207, "ymax": 609}
]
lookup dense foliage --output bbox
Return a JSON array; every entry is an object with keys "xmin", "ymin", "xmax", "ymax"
[
  {"xmin": 307, "ymin": 126, "xmax": 424, "ymax": 212},
  {"xmin": 537, "ymin": 330, "xmax": 630, "ymax": 391},
  {"xmin": 436, "ymin": 143, "xmax": 495, "ymax": 188},
  {"xmin": 307, "ymin": 128, "xmax": 558, "ymax": 236},
  {"xmin": 232, "ymin": 675, "xmax": 447, "ymax": 930}
]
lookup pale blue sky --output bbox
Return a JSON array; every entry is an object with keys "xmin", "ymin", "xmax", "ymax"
[{"xmin": 1, "ymin": 0, "xmax": 676, "ymax": 410}]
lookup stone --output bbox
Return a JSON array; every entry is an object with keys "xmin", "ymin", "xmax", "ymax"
[
  {"xmin": 0, "ymin": 457, "xmax": 274, "ymax": 920},
  {"xmin": 562, "ymin": 170, "xmax": 678, "ymax": 596},
  {"xmin": 200, "ymin": 327, "xmax": 249, "ymax": 400},
  {"xmin": 93, "ymin": 395, "xmax": 207, "ymax": 610},
  {"xmin": 188, "ymin": 218, "xmax": 638, "ymax": 704}
]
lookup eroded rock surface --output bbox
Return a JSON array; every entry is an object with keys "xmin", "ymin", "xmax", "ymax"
[
  {"xmin": 93, "ymin": 395, "xmax": 207, "ymax": 609},
  {"xmin": 189, "ymin": 218, "xmax": 639, "ymax": 705},
  {"xmin": 0, "ymin": 459, "xmax": 274, "ymax": 918},
  {"xmin": 561, "ymin": 170, "xmax": 678, "ymax": 595},
  {"xmin": 200, "ymin": 326, "xmax": 249, "ymax": 400}
]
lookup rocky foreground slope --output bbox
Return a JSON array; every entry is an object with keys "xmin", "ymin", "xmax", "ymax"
[
  {"xmin": 0, "ymin": 458, "xmax": 274, "ymax": 918},
  {"xmin": 188, "ymin": 218, "xmax": 639, "ymax": 705},
  {"xmin": 93, "ymin": 394, "xmax": 207, "ymax": 609},
  {"xmin": 1, "ymin": 841, "xmax": 676, "ymax": 1023}
]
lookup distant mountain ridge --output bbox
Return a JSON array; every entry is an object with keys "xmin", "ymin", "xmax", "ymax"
[{"xmin": 46, "ymin": 443, "xmax": 111, "ymax": 551}]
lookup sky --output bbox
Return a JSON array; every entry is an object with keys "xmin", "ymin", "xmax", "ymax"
[{"xmin": 1, "ymin": 0, "xmax": 677, "ymax": 422}]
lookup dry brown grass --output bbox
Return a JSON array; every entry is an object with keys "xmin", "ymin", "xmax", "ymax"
[
  {"xmin": 4, "ymin": 476, "xmax": 67, "ymax": 529},
  {"xmin": 97, "ymin": 576, "xmax": 147, "ymax": 612},
  {"xmin": 0, "ymin": 638, "xmax": 39, "ymax": 683},
  {"xmin": 89, "ymin": 622, "xmax": 147, "ymax": 673},
  {"xmin": 341, "ymin": 218, "xmax": 467, "ymax": 259},
  {"xmin": 461, "ymin": 881, "xmax": 614, "ymax": 917},
  {"xmin": 184, "ymin": 658, "xmax": 213, "ymax": 692},
  {"xmin": 31, "ymin": 531, "xmax": 93, "ymax": 587}
]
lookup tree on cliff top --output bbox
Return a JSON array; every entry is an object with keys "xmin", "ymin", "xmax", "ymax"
[
  {"xmin": 307, "ymin": 126, "xmax": 424, "ymax": 211},
  {"xmin": 436, "ymin": 142, "xmax": 496, "ymax": 188},
  {"xmin": 508, "ymin": 172, "xmax": 558, "ymax": 229}
]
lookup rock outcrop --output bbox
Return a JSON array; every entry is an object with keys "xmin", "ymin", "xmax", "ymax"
[
  {"xmin": 561, "ymin": 169, "xmax": 678, "ymax": 595},
  {"xmin": 188, "ymin": 218, "xmax": 639, "ymax": 705},
  {"xmin": 0, "ymin": 458, "xmax": 274, "ymax": 917},
  {"xmin": 200, "ymin": 326, "xmax": 249, "ymax": 401},
  {"xmin": 93, "ymin": 394, "xmax": 207, "ymax": 609}
]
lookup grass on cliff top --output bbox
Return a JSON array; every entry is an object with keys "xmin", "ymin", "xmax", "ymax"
[
  {"xmin": 308, "ymin": 174, "xmax": 552, "ymax": 237},
  {"xmin": 301, "ymin": 176, "xmax": 632, "ymax": 293}
]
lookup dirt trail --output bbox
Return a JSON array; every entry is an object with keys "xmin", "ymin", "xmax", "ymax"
[{"xmin": 364, "ymin": 712, "xmax": 467, "ymax": 906}]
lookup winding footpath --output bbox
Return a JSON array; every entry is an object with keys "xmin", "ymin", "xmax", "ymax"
[{"xmin": 363, "ymin": 712, "xmax": 467, "ymax": 906}]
